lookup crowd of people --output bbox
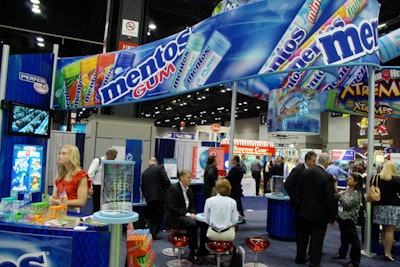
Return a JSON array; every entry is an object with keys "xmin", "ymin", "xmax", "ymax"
[{"xmin": 49, "ymin": 146, "xmax": 400, "ymax": 266}]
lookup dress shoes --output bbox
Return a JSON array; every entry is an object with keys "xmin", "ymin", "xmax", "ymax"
[
  {"xmin": 332, "ymin": 254, "xmax": 345, "ymax": 260},
  {"xmin": 187, "ymin": 255, "xmax": 203, "ymax": 265},
  {"xmin": 294, "ymin": 257, "xmax": 308, "ymax": 264},
  {"xmin": 152, "ymin": 235, "xmax": 162, "ymax": 240},
  {"xmin": 383, "ymin": 255, "xmax": 395, "ymax": 262},
  {"xmin": 342, "ymin": 261, "xmax": 359, "ymax": 267}
]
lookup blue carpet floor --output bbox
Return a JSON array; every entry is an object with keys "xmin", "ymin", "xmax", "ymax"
[{"xmin": 82, "ymin": 197, "xmax": 399, "ymax": 267}]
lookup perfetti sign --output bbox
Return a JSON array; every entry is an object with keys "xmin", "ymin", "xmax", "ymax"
[
  {"xmin": 53, "ymin": 0, "xmax": 380, "ymax": 110},
  {"xmin": 325, "ymin": 68, "xmax": 400, "ymax": 118}
]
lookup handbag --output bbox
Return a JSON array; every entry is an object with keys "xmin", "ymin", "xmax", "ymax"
[{"xmin": 366, "ymin": 174, "xmax": 381, "ymax": 202}]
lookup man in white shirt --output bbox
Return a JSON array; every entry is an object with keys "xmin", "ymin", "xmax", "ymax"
[{"xmin": 87, "ymin": 148, "xmax": 118, "ymax": 213}]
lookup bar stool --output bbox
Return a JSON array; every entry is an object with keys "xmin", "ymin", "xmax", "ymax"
[
  {"xmin": 207, "ymin": 240, "xmax": 233, "ymax": 267},
  {"xmin": 162, "ymin": 228, "xmax": 185, "ymax": 257},
  {"xmin": 166, "ymin": 231, "xmax": 192, "ymax": 267},
  {"xmin": 244, "ymin": 236, "xmax": 270, "ymax": 267}
]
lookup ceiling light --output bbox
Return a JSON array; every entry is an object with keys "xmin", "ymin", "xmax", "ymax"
[
  {"xmin": 37, "ymin": 42, "xmax": 45, "ymax": 47},
  {"xmin": 31, "ymin": 6, "xmax": 41, "ymax": 14},
  {"xmin": 221, "ymin": 89, "xmax": 226, "ymax": 93},
  {"xmin": 148, "ymin": 23, "xmax": 157, "ymax": 30},
  {"xmin": 36, "ymin": 36, "xmax": 44, "ymax": 42},
  {"xmin": 30, "ymin": 0, "xmax": 40, "ymax": 4}
]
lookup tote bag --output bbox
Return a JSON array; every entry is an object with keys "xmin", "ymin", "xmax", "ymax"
[{"xmin": 366, "ymin": 174, "xmax": 380, "ymax": 202}]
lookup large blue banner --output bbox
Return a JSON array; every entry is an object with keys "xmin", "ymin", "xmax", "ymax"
[
  {"xmin": 0, "ymin": 230, "xmax": 72, "ymax": 267},
  {"xmin": 53, "ymin": 0, "xmax": 380, "ymax": 110}
]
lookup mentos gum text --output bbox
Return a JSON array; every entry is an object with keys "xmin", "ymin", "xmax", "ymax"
[
  {"xmin": 171, "ymin": 34, "xmax": 205, "ymax": 92},
  {"xmin": 258, "ymin": 0, "xmax": 330, "ymax": 74},
  {"xmin": 95, "ymin": 53, "xmax": 115, "ymax": 104},
  {"xmin": 80, "ymin": 56, "xmax": 98, "ymax": 106},
  {"xmin": 62, "ymin": 61, "xmax": 82, "ymax": 108},
  {"xmin": 185, "ymin": 30, "xmax": 231, "ymax": 89}
]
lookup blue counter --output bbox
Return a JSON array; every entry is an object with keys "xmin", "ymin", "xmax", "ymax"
[
  {"xmin": 265, "ymin": 193, "xmax": 296, "ymax": 241},
  {"xmin": 0, "ymin": 219, "xmax": 110, "ymax": 266}
]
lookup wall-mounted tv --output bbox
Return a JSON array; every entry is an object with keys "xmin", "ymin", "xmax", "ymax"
[{"xmin": 7, "ymin": 101, "xmax": 52, "ymax": 138}]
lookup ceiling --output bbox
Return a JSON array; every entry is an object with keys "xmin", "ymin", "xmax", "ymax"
[{"xmin": 1, "ymin": 0, "xmax": 400, "ymax": 128}]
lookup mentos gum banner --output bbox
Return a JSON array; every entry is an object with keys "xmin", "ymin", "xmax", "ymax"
[
  {"xmin": 54, "ymin": 0, "xmax": 380, "ymax": 110},
  {"xmin": 325, "ymin": 68, "xmax": 400, "ymax": 119}
]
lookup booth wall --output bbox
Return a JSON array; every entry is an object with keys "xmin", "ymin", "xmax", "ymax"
[{"xmin": 83, "ymin": 115, "xmax": 156, "ymax": 172}]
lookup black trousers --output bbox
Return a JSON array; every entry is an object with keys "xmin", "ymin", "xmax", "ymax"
[
  {"xmin": 297, "ymin": 217, "xmax": 327, "ymax": 267},
  {"xmin": 252, "ymin": 171, "xmax": 262, "ymax": 195},
  {"xmin": 337, "ymin": 217, "xmax": 361, "ymax": 265},
  {"xmin": 92, "ymin": 184, "xmax": 101, "ymax": 213},
  {"xmin": 176, "ymin": 216, "xmax": 198, "ymax": 255},
  {"xmin": 146, "ymin": 200, "xmax": 165, "ymax": 237}
]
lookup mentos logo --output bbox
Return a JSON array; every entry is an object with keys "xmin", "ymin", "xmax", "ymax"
[
  {"xmin": 98, "ymin": 28, "xmax": 191, "ymax": 105},
  {"xmin": 316, "ymin": 18, "xmax": 379, "ymax": 65},
  {"xmin": 0, "ymin": 252, "xmax": 48, "ymax": 267}
]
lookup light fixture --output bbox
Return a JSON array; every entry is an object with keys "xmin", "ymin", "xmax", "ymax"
[
  {"xmin": 31, "ymin": 4, "xmax": 41, "ymax": 14},
  {"xmin": 148, "ymin": 23, "xmax": 157, "ymax": 30},
  {"xmin": 30, "ymin": 0, "xmax": 40, "ymax": 4}
]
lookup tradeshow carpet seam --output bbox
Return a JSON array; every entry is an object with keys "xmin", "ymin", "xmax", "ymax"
[{"xmin": 81, "ymin": 197, "xmax": 398, "ymax": 267}]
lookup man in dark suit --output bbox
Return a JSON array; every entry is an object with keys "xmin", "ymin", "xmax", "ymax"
[
  {"xmin": 284, "ymin": 151, "xmax": 317, "ymax": 264},
  {"xmin": 226, "ymin": 155, "xmax": 244, "ymax": 218},
  {"xmin": 141, "ymin": 157, "xmax": 171, "ymax": 240},
  {"xmin": 165, "ymin": 169, "xmax": 202, "ymax": 265},
  {"xmin": 296, "ymin": 152, "xmax": 337, "ymax": 267}
]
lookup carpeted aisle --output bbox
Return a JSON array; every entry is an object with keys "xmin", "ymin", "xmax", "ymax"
[{"xmin": 83, "ymin": 196, "xmax": 398, "ymax": 266}]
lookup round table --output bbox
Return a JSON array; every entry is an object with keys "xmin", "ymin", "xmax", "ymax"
[
  {"xmin": 265, "ymin": 193, "xmax": 296, "ymax": 240},
  {"xmin": 93, "ymin": 211, "xmax": 139, "ymax": 267}
]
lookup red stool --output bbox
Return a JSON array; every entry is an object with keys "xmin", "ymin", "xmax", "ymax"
[
  {"xmin": 244, "ymin": 236, "xmax": 270, "ymax": 267},
  {"xmin": 162, "ymin": 228, "xmax": 185, "ymax": 257},
  {"xmin": 167, "ymin": 231, "xmax": 192, "ymax": 267},
  {"xmin": 207, "ymin": 240, "xmax": 233, "ymax": 267}
]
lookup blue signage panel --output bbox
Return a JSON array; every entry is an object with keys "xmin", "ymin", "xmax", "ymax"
[{"xmin": 0, "ymin": 230, "xmax": 72, "ymax": 267}]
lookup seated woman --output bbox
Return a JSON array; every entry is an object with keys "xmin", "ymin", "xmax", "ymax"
[{"xmin": 204, "ymin": 178, "xmax": 238, "ymax": 241}]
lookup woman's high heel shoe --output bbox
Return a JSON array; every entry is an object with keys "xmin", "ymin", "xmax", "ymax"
[{"xmin": 383, "ymin": 255, "xmax": 395, "ymax": 262}]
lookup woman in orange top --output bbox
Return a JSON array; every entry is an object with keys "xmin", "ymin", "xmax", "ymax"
[{"xmin": 50, "ymin": 144, "xmax": 91, "ymax": 212}]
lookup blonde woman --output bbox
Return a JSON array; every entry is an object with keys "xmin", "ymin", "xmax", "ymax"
[
  {"xmin": 372, "ymin": 160, "xmax": 400, "ymax": 262},
  {"xmin": 50, "ymin": 145, "xmax": 91, "ymax": 212}
]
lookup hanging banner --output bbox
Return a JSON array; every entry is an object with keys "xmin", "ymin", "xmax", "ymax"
[
  {"xmin": 268, "ymin": 87, "xmax": 321, "ymax": 134},
  {"xmin": 53, "ymin": 0, "xmax": 380, "ymax": 110},
  {"xmin": 325, "ymin": 68, "xmax": 400, "ymax": 118}
]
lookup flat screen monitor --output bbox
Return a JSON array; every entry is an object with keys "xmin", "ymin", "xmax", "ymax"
[{"xmin": 8, "ymin": 101, "xmax": 51, "ymax": 138}]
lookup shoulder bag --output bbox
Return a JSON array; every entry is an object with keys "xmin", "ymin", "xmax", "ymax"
[{"xmin": 366, "ymin": 174, "xmax": 381, "ymax": 202}]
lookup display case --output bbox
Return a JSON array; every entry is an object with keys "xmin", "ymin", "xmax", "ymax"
[{"xmin": 100, "ymin": 160, "xmax": 135, "ymax": 216}]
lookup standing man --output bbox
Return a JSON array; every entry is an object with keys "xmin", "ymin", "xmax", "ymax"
[
  {"xmin": 141, "ymin": 157, "xmax": 171, "ymax": 240},
  {"xmin": 165, "ymin": 170, "xmax": 202, "ymax": 265},
  {"xmin": 297, "ymin": 152, "xmax": 337, "ymax": 267},
  {"xmin": 226, "ymin": 155, "xmax": 244, "ymax": 219},
  {"xmin": 326, "ymin": 160, "xmax": 348, "ymax": 181},
  {"xmin": 239, "ymin": 154, "xmax": 247, "ymax": 174},
  {"xmin": 347, "ymin": 161, "xmax": 355, "ymax": 174},
  {"xmin": 269, "ymin": 156, "xmax": 284, "ymax": 192},
  {"xmin": 263, "ymin": 156, "xmax": 272, "ymax": 193},
  {"xmin": 250, "ymin": 155, "xmax": 264, "ymax": 196},
  {"xmin": 283, "ymin": 151, "xmax": 317, "ymax": 264},
  {"xmin": 88, "ymin": 148, "xmax": 118, "ymax": 214}
]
